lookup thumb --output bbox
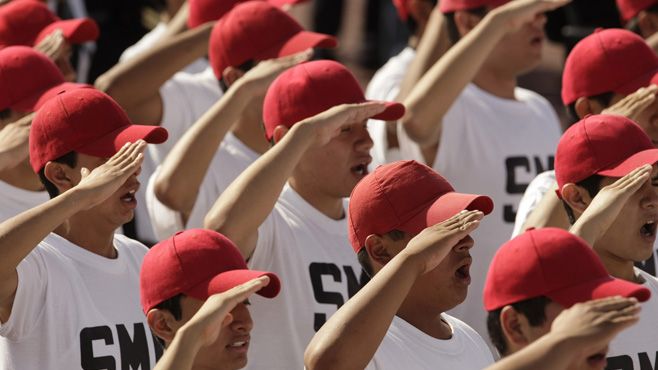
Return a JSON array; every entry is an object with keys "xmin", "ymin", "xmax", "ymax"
[
  {"xmin": 80, "ymin": 167, "xmax": 90, "ymax": 179},
  {"xmin": 222, "ymin": 312, "xmax": 234, "ymax": 328}
]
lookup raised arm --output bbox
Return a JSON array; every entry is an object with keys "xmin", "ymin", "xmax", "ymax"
[
  {"xmin": 0, "ymin": 113, "xmax": 33, "ymax": 172},
  {"xmin": 0, "ymin": 141, "xmax": 146, "ymax": 323},
  {"xmin": 402, "ymin": 0, "xmax": 569, "ymax": 145},
  {"xmin": 154, "ymin": 51, "xmax": 311, "ymax": 217},
  {"xmin": 203, "ymin": 103, "xmax": 387, "ymax": 258},
  {"xmin": 304, "ymin": 211, "xmax": 483, "ymax": 370},
  {"xmin": 94, "ymin": 23, "xmax": 213, "ymax": 124}
]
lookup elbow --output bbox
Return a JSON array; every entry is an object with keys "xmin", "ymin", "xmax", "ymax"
[
  {"xmin": 203, "ymin": 208, "xmax": 230, "ymax": 233},
  {"xmin": 304, "ymin": 345, "xmax": 336, "ymax": 370},
  {"xmin": 400, "ymin": 113, "xmax": 437, "ymax": 146},
  {"xmin": 154, "ymin": 179, "xmax": 192, "ymax": 214}
]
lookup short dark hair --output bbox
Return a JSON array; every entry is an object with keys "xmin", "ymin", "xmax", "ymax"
[
  {"xmin": 487, "ymin": 296, "xmax": 552, "ymax": 356},
  {"xmin": 356, "ymin": 229, "xmax": 407, "ymax": 277},
  {"xmin": 0, "ymin": 108, "xmax": 11, "ymax": 121},
  {"xmin": 218, "ymin": 59, "xmax": 255, "ymax": 91},
  {"xmin": 561, "ymin": 174, "xmax": 604, "ymax": 224},
  {"xmin": 405, "ymin": 0, "xmax": 439, "ymax": 34},
  {"xmin": 37, "ymin": 151, "xmax": 78, "ymax": 199},
  {"xmin": 444, "ymin": 7, "xmax": 488, "ymax": 45},
  {"xmin": 565, "ymin": 91, "xmax": 615, "ymax": 124},
  {"xmin": 625, "ymin": 3, "xmax": 658, "ymax": 35}
]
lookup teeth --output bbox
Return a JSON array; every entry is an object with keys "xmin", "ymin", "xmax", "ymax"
[
  {"xmin": 230, "ymin": 341, "xmax": 246, "ymax": 347},
  {"xmin": 129, "ymin": 190, "xmax": 136, "ymax": 195}
]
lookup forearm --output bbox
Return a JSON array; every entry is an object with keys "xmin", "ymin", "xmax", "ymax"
[
  {"xmin": 154, "ymin": 326, "xmax": 202, "ymax": 370},
  {"xmin": 204, "ymin": 122, "xmax": 314, "ymax": 250},
  {"xmin": 0, "ymin": 189, "xmax": 85, "ymax": 277},
  {"xmin": 402, "ymin": 14, "xmax": 505, "ymax": 144},
  {"xmin": 305, "ymin": 253, "xmax": 421, "ymax": 370},
  {"xmin": 95, "ymin": 22, "xmax": 212, "ymax": 111},
  {"xmin": 155, "ymin": 79, "xmax": 252, "ymax": 214},
  {"xmin": 486, "ymin": 332, "xmax": 576, "ymax": 370},
  {"xmin": 396, "ymin": 9, "xmax": 451, "ymax": 102}
]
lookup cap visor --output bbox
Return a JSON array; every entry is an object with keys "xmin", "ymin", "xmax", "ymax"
[
  {"xmin": 36, "ymin": 18, "xmax": 100, "ymax": 45},
  {"xmin": 398, "ymin": 192, "xmax": 494, "ymax": 235},
  {"xmin": 368, "ymin": 100, "xmax": 405, "ymax": 121},
  {"xmin": 187, "ymin": 269, "xmax": 281, "ymax": 300},
  {"xmin": 548, "ymin": 275, "xmax": 651, "ymax": 308},
  {"xmin": 76, "ymin": 124, "xmax": 168, "ymax": 158},
  {"xmin": 597, "ymin": 148, "xmax": 658, "ymax": 177},
  {"xmin": 269, "ymin": 0, "xmax": 309, "ymax": 7},
  {"xmin": 615, "ymin": 67, "xmax": 658, "ymax": 96},
  {"xmin": 11, "ymin": 82, "xmax": 90, "ymax": 113},
  {"xmin": 257, "ymin": 30, "xmax": 337, "ymax": 61}
]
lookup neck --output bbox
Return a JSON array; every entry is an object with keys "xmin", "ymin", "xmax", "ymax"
[
  {"xmin": 0, "ymin": 160, "xmax": 44, "ymax": 192},
  {"xmin": 396, "ymin": 298, "xmax": 452, "ymax": 340},
  {"xmin": 288, "ymin": 177, "xmax": 345, "ymax": 220},
  {"xmin": 472, "ymin": 65, "xmax": 517, "ymax": 100},
  {"xmin": 54, "ymin": 212, "xmax": 118, "ymax": 259},
  {"xmin": 232, "ymin": 117, "xmax": 269, "ymax": 155},
  {"xmin": 593, "ymin": 242, "xmax": 639, "ymax": 283}
]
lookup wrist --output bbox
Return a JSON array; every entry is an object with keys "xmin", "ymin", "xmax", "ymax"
[{"xmin": 396, "ymin": 249, "xmax": 428, "ymax": 277}]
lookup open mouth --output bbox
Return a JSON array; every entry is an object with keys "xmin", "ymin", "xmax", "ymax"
[
  {"xmin": 586, "ymin": 351, "xmax": 607, "ymax": 368},
  {"xmin": 455, "ymin": 261, "xmax": 471, "ymax": 284},
  {"xmin": 227, "ymin": 340, "xmax": 248, "ymax": 348},
  {"xmin": 351, "ymin": 163, "xmax": 369, "ymax": 177},
  {"xmin": 120, "ymin": 190, "xmax": 136, "ymax": 204},
  {"xmin": 530, "ymin": 36, "xmax": 543, "ymax": 46},
  {"xmin": 640, "ymin": 219, "xmax": 657, "ymax": 239}
]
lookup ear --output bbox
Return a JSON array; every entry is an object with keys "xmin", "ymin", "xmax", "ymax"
[
  {"xmin": 364, "ymin": 234, "xmax": 395, "ymax": 267},
  {"xmin": 222, "ymin": 66, "xmax": 246, "ymax": 88},
  {"xmin": 560, "ymin": 183, "xmax": 592, "ymax": 215},
  {"xmin": 407, "ymin": 0, "xmax": 434, "ymax": 29},
  {"xmin": 43, "ymin": 161, "xmax": 76, "ymax": 193},
  {"xmin": 500, "ymin": 306, "xmax": 530, "ymax": 351},
  {"xmin": 638, "ymin": 11, "xmax": 658, "ymax": 38},
  {"xmin": 453, "ymin": 10, "xmax": 483, "ymax": 37},
  {"xmin": 146, "ymin": 309, "xmax": 178, "ymax": 344},
  {"xmin": 272, "ymin": 125, "xmax": 289, "ymax": 144},
  {"xmin": 574, "ymin": 97, "xmax": 597, "ymax": 119}
]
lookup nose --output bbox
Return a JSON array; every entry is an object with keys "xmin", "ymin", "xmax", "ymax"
[
  {"xmin": 354, "ymin": 124, "xmax": 373, "ymax": 152},
  {"xmin": 229, "ymin": 303, "xmax": 253, "ymax": 334},
  {"xmin": 453, "ymin": 235, "xmax": 474, "ymax": 252}
]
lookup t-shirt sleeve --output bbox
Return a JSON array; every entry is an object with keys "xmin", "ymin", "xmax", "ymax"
[
  {"xmin": 0, "ymin": 250, "xmax": 47, "ymax": 340},
  {"xmin": 511, "ymin": 171, "xmax": 557, "ymax": 238}
]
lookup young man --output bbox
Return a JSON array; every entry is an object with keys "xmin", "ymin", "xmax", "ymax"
[
  {"xmin": 204, "ymin": 60, "xmax": 404, "ymax": 369},
  {"xmin": 0, "ymin": 46, "xmax": 89, "ymax": 222},
  {"xmin": 0, "ymin": 88, "xmax": 168, "ymax": 369},
  {"xmin": 365, "ymin": 0, "xmax": 445, "ymax": 167},
  {"xmin": 515, "ymin": 28, "xmax": 658, "ymax": 275},
  {"xmin": 0, "ymin": 0, "xmax": 99, "ymax": 81},
  {"xmin": 149, "ymin": 1, "xmax": 334, "ymax": 239},
  {"xmin": 304, "ymin": 160, "xmax": 494, "ymax": 369},
  {"xmin": 397, "ymin": 0, "xmax": 568, "ymax": 338},
  {"xmin": 617, "ymin": 0, "xmax": 658, "ymax": 46},
  {"xmin": 484, "ymin": 227, "xmax": 651, "ymax": 368},
  {"xmin": 140, "ymin": 228, "xmax": 281, "ymax": 370},
  {"xmin": 555, "ymin": 114, "xmax": 658, "ymax": 367}
]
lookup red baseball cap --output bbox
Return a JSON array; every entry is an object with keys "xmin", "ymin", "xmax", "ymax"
[
  {"xmin": 347, "ymin": 160, "xmax": 493, "ymax": 252},
  {"xmin": 617, "ymin": 0, "xmax": 658, "ymax": 22},
  {"xmin": 0, "ymin": 46, "xmax": 88, "ymax": 112},
  {"xmin": 29, "ymin": 89, "xmax": 168, "ymax": 173},
  {"xmin": 140, "ymin": 229, "xmax": 281, "ymax": 314},
  {"xmin": 188, "ymin": 0, "xmax": 311, "ymax": 29},
  {"xmin": 562, "ymin": 29, "xmax": 658, "ymax": 105},
  {"xmin": 263, "ymin": 60, "xmax": 406, "ymax": 141},
  {"xmin": 0, "ymin": 0, "xmax": 99, "ymax": 48},
  {"xmin": 439, "ymin": 0, "xmax": 510, "ymax": 13},
  {"xmin": 555, "ymin": 114, "xmax": 658, "ymax": 193},
  {"xmin": 484, "ymin": 228, "xmax": 650, "ymax": 311},
  {"xmin": 268, "ymin": 0, "xmax": 309, "ymax": 7},
  {"xmin": 208, "ymin": 1, "xmax": 337, "ymax": 80},
  {"xmin": 393, "ymin": 0, "xmax": 411, "ymax": 20}
]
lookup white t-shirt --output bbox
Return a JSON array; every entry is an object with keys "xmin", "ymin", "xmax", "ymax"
[
  {"xmin": 399, "ymin": 83, "xmax": 562, "ymax": 340},
  {"xmin": 366, "ymin": 315, "xmax": 494, "ymax": 370},
  {"xmin": 245, "ymin": 184, "xmax": 368, "ymax": 370},
  {"xmin": 606, "ymin": 268, "xmax": 658, "ymax": 369},
  {"xmin": 0, "ymin": 180, "xmax": 49, "ymax": 222},
  {"xmin": 511, "ymin": 170, "xmax": 556, "ymax": 238},
  {"xmin": 145, "ymin": 132, "xmax": 260, "ymax": 240},
  {"xmin": 512, "ymin": 170, "xmax": 658, "ymax": 278},
  {"xmin": 0, "ymin": 233, "xmax": 161, "ymax": 370},
  {"xmin": 120, "ymin": 21, "xmax": 209, "ymax": 75},
  {"xmin": 365, "ymin": 46, "xmax": 416, "ymax": 169}
]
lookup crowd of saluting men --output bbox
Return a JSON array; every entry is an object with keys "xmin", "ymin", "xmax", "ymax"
[{"xmin": 0, "ymin": 0, "xmax": 658, "ymax": 369}]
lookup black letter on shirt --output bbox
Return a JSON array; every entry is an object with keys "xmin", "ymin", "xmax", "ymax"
[
  {"xmin": 343, "ymin": 265, "xmax": 369, "ymax": 297},
  {"xmin": 639, "ymin": 351, "xmax": 658, "ymax": 370},
  {"xmin": 504, "ymin": 156, "xmax": 554, "ymax": 223},
  {"xmin": 606, "ymin": 355, "xmax": 633, "ymax": 370},
  {"xmin": 117, "ymin": 323, "xmax": 150, "ymax": 369},
  {"xmin": 309, "ymin": 262, "xmax": 344, "ymax": 331},
  {"xmin": 80, "ymin": 326, "xmax": 116, "ymax": 370}
]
